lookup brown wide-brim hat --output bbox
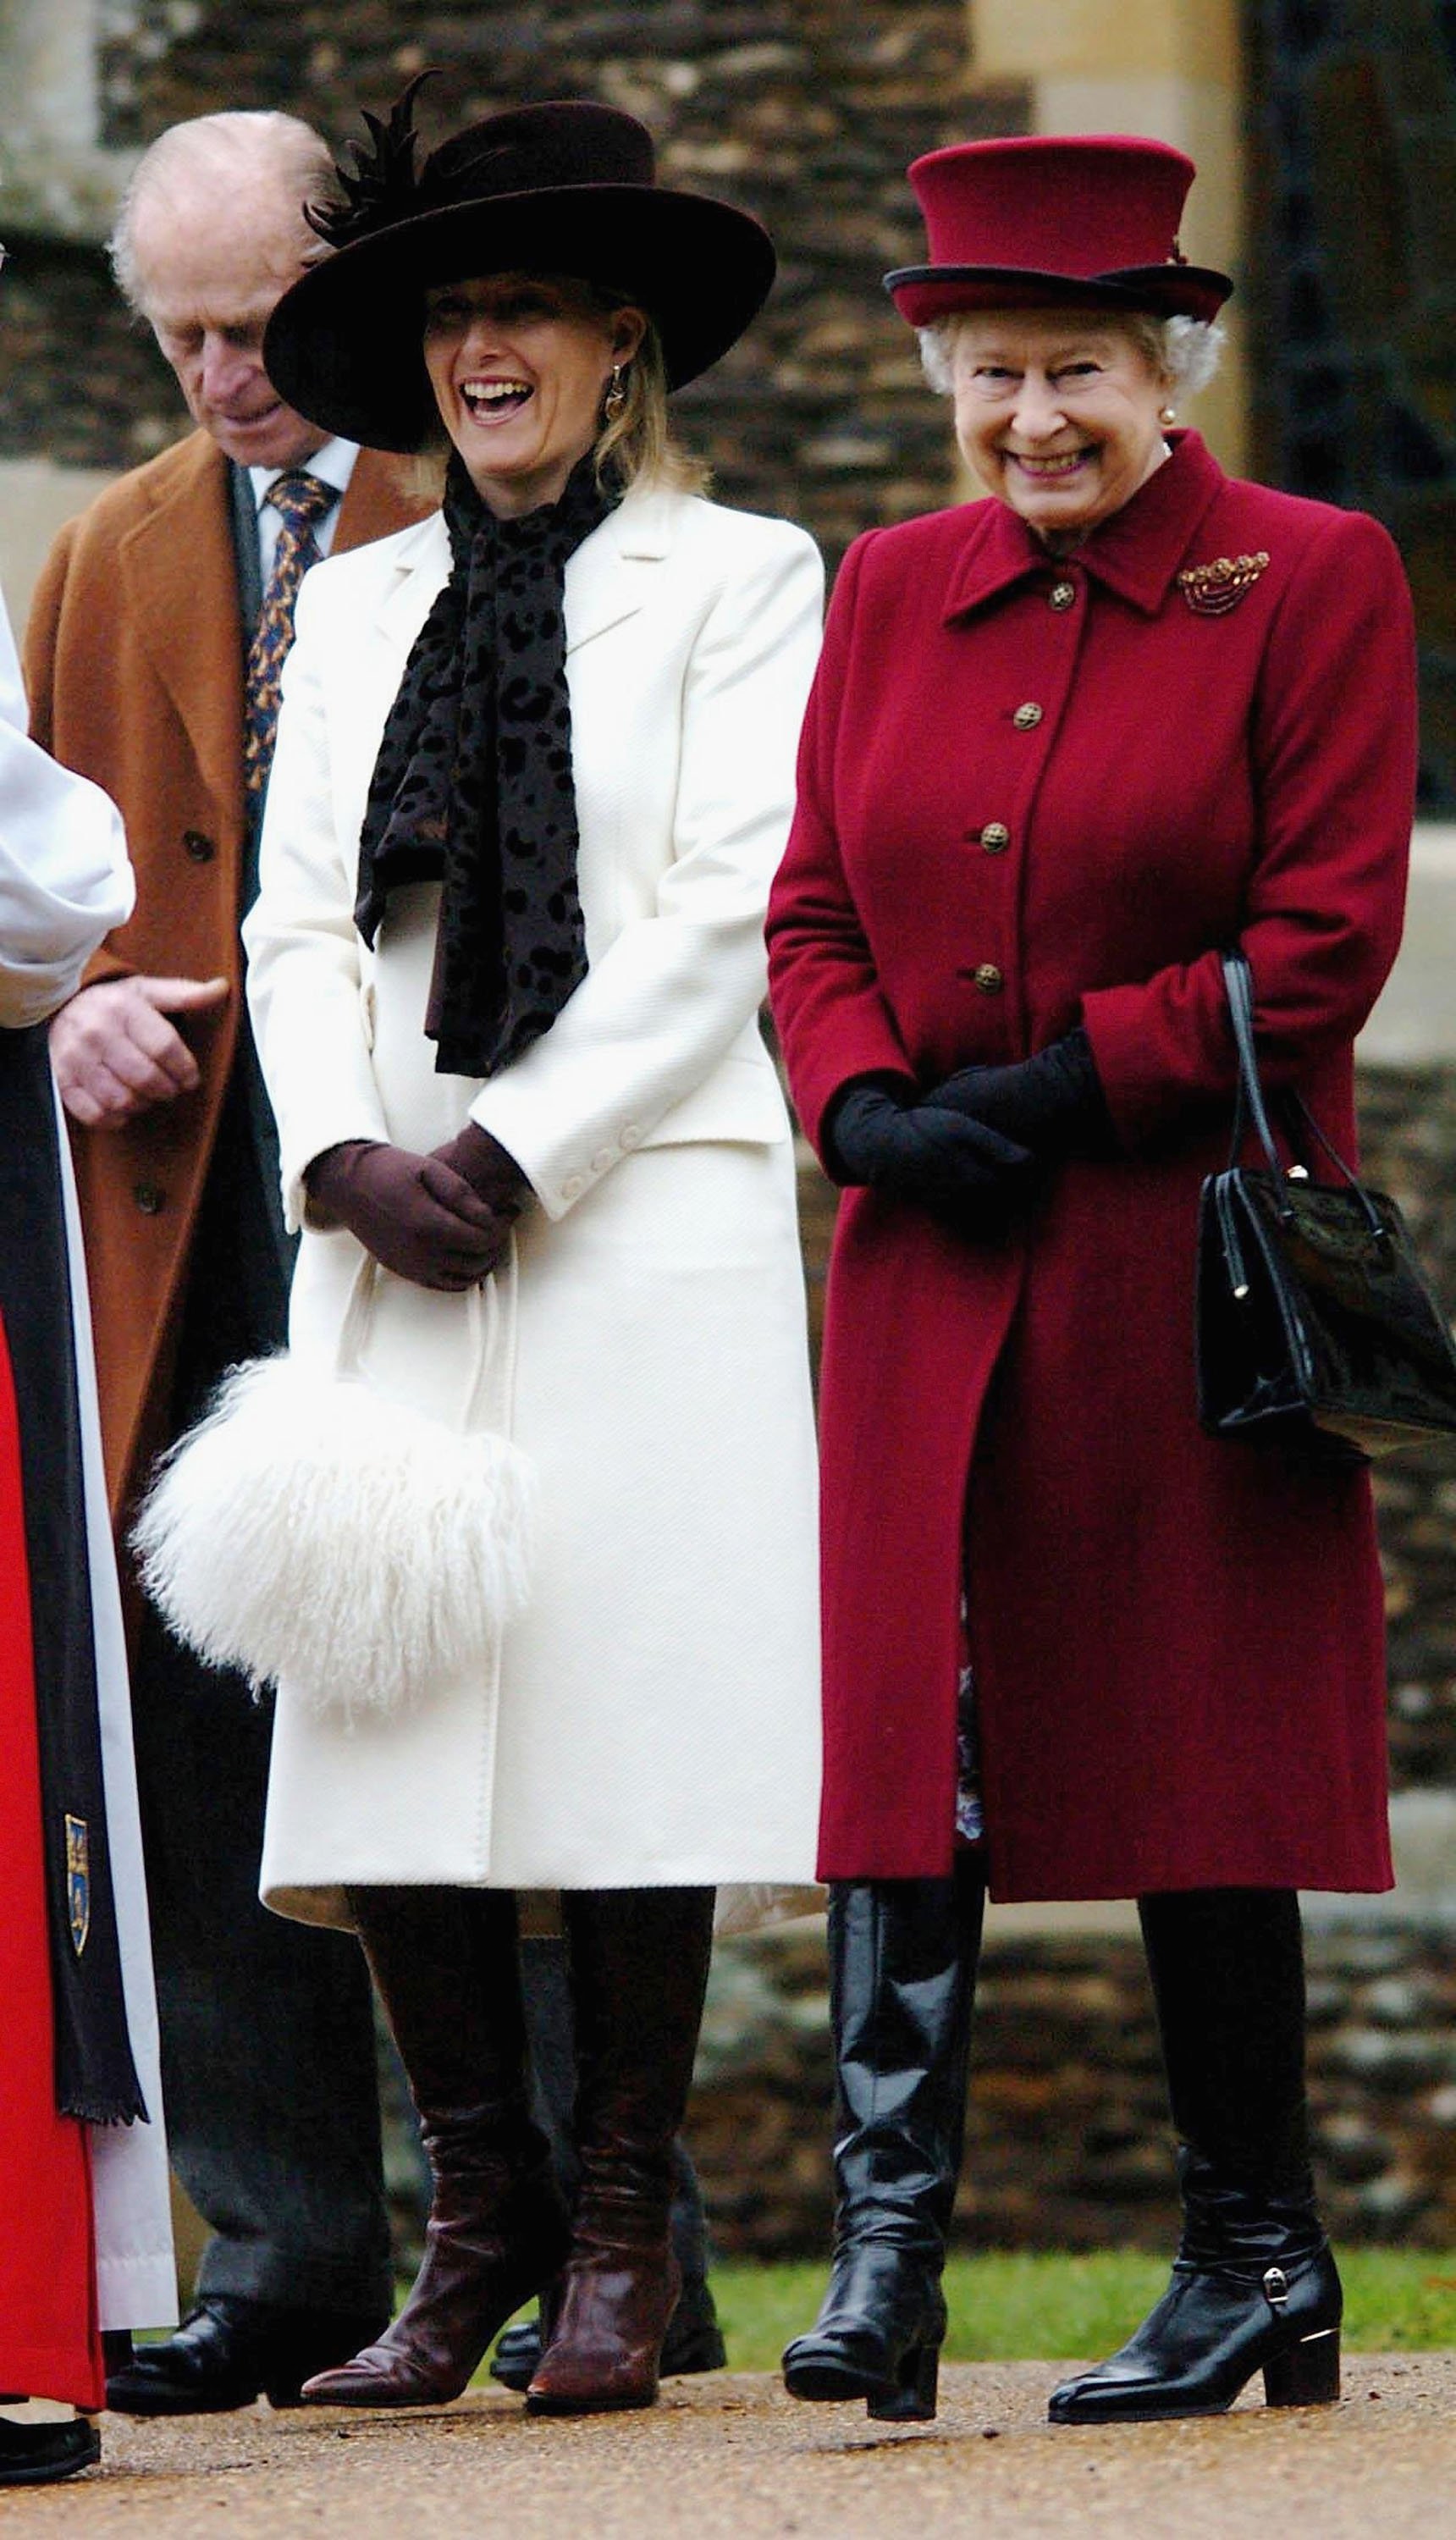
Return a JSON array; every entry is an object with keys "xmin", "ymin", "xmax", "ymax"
[
  {"xmin": 264, "ymin": 95, "xmax": 776, "ymax": 452},
  {"xmin": 885, "ymin": 133, "xmax": 1233, "ymax": 329}
]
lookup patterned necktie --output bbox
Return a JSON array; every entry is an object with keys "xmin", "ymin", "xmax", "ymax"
[{"xmin": 243, "ymin": 470, "xmax": 339, "ymax": 799}]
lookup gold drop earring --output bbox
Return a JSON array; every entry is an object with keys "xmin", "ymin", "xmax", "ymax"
[{"xmin": 604, "ymin": 363, "xmax": 628, "ymax": 421}]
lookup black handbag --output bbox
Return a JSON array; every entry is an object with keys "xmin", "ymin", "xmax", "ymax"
[{"xmin": 1196, "ymin": 950, "xmax": 1456, "ymax": 1461}]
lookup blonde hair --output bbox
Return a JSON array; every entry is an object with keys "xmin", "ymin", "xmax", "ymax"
[
  {"xmin": 918, "ymin": 308, "xmax": 1225, "ymax": 398},
  {"xmin": 593, "ymin": 314, "xmax": 708, "ymax": 496}
]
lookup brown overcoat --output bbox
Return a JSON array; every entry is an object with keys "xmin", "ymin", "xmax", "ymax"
[{"xmin": 24, "ymin": 428, "xmax": 423, "ymax": 1521}]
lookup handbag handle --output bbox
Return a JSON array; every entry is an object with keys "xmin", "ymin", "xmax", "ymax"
[
  {"xmin": 1221, "ymin": 951, "xmax": 1386, "ymax": 1240},
  {"xmin": 1222, "ymin": 950, "xmax": 1283, "ymax": 1184},
  {"xmin": 334, "ymin": 1238, "xmax": 517, "ymax": 1435}
]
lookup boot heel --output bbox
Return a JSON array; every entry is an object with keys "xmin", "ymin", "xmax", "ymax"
[
  {"xmin": 868, "ymin": 2341, "xmax": 939, "ymax": 2424},
  {"xmin": 1263, "ymin": 2327, "xmax": 1340, "ymax": 2410}
]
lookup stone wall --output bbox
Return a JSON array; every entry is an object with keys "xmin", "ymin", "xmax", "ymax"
[
  {"xmin": 1243, "ymin": 0, "xmax": 1456, "ymax": 812},
  {"xmin": 686, "ymin": 1916, "xmax": 1456, "ymax": 2260},
  {"xmin": 1360, "ymin": 1068, "xmax": 1456, "ymax": 1791},
  {"xmin": 1, "ymin": 3, "xmax": 1022, "ymax": 560}
]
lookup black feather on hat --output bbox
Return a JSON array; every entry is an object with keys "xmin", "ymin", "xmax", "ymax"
[{"xmin": 265, "ymin": 88, "xmax": 776, "ymax": 452}]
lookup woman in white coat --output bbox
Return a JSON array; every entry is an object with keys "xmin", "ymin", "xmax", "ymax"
[{"xmin": 240, "ymin": 95, "xmax": 823, "ymax": 2416}]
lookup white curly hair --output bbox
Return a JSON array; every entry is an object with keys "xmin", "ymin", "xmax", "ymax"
[{"xmin": 918, "ymin": 310, "xmax": 1225, "ymax": 400}]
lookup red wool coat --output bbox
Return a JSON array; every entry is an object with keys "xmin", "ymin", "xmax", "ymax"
[{"xmin": 767, "ymin": 432, "xmax": 1417, "ymax": 1899}]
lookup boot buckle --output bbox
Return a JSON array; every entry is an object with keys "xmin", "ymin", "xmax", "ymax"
[{"xmin": 1262, "ymin": 2265, "xmax": 1290, "ymax": 2310}]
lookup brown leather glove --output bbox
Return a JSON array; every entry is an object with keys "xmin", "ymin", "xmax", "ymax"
[
  {"xmin": 305, "ymin": 1140, "xmax": 513, "ymax": 1292},
  {"xmin": 428, "ymin": 1121, "xmax": 532, "ymax": 1221}
]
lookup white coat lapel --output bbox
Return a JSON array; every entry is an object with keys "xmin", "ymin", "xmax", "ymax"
[
  {"xmin": 365, "ymin": 484, "xmax": 679, "ymax": 664},
  {"xmin": 565, "ymin": 481, "xmax": 676, "ymax": 654},
  {"xmin": 373, "ymin": 511, "xmax": 451, "ymax": 661}
]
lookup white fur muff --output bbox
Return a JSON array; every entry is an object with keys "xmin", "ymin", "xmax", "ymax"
[{"xmin": 133, "ymin": 1260, "xmax": 534, "ymax": 1721}]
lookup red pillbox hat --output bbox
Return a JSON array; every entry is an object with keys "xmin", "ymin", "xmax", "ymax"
[{"xmin": 886, "ymin": 133, "xmax": 1233, "ymax": 328}]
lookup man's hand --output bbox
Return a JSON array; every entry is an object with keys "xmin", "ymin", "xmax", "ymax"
[{"xmin": 50, "ymin": 975, "xmax": 231, "ymax": 1128}]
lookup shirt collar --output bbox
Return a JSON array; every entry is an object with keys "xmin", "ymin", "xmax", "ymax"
[
  {"xmin": 249, "ymin": 436, "xmax": 359, "ymax": 516},
  {"xmin": 941, "ymin": 431, "xmax": 1227, "ymax": 625}
]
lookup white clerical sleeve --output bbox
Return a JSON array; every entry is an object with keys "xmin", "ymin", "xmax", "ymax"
[{"xmin": 0, "ymin": 588, "xmax": 133, "ymax": 1027}]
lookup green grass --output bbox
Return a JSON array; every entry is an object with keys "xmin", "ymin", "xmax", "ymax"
[{"xmin": 707, "ymin": 2250, "xmax": 1456, "ymax": 2372}]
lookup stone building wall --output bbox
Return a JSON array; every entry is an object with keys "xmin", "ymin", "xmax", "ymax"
[
  {"xmin": 688, "ymin": 1916, "xmax": 1456, "ymax": 2259},
  {"xmin": 1, "ymin": 2, "xmax": 1020, "ymax": 563},
  {"xmin": 1360, "ymin": 1068, "xmax": 1456, "ymax": 1791},
  {"xmin": 1243, "ymin": 0, "xmax": 1456, "ymax": 812}
]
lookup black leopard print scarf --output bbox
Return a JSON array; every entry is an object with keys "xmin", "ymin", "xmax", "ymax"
[{"xmin": 355, "ymin": 450, "xmax": 614, "ymax": 1078}]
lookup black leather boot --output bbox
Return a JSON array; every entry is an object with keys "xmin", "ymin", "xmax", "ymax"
[
  {"xmin": 1050, "ymin": 1888, "xmax": 1340, "ymax": 2426},
  {"xmin": 526, "ymin": 1887, "xmax": 715, "ymax": 2415},
  {"xmin": 302, "ymin": 1887, "xmax": 569, "ymax": 2407},
  {"xmin": 782, "ymin": 1857, "xmax": 984, "ymax": 2423}
]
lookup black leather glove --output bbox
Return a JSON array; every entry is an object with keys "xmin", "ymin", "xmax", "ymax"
[
  {"xmin": 429, "ymin": 1120, "xmax": 532, "ymax": 1221},
  {"xmin": 305, "ymin": 1140, "xmax": 513, "ymax": 1292},
  {"xmin": 825, "ymin": 1079, "xmax": 1040, "ymax": 1231},
  {"xmin": 926, "ymin": 1029, "xmax": 1112, "ymax": 1159}
]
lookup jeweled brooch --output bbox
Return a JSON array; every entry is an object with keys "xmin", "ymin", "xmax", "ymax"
[{"xmin": 1177, "ymin": 551, "xmax": 1271, "ymax": 616}]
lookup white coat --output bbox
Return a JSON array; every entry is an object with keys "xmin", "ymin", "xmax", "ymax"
[{"xmin": 244, "ymin": 480, "xmax": 825, "ymax": 1928}]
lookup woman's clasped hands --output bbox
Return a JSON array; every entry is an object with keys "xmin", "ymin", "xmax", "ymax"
[
  {"xmin": 828, "ymin": 1030, "xmax": 1110, "ymax": 1235},
  {"xmin": 305, "ymin": 1124, "xmax": 531, "ymax": 1291},
  {"xmin": 828, "ymin": 1078, "xmax": 1039, "ymax": 1232}
]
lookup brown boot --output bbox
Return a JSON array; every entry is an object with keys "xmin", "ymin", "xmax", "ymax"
[
  {"xmin": 526, "ymin": 1886, "xmax": 714, "ymax": 2416},
  {"xmin": 302, "ymin": 1886, "xmax": 569, "ymax": 2408}
]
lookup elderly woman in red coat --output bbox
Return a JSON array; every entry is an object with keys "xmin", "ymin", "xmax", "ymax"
[{"xmin": 767, "ymin": 133, "xmax": 1417, "ymax": 2431}]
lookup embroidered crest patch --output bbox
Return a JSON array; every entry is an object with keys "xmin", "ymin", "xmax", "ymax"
[
  {"xmin": 1177, "ymin": 551, "xmax": 1271, "ymax": 615},
  {"xmin": 65, "ymin": 1814, "xmax": 91, "ymax": 1957}
]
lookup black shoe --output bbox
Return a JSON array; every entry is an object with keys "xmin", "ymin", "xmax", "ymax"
[
  {"xmin": 1049, "ymin": 2156, "xmax": 1343, "ymax": 2426},
  {"xmin": 491, "ymin": 2275, "xmax": 727, "ymax": 2390},
  {"xmin": 781, "ymin": 1866, "xmax": 984, "ymax": 2426},
  {"xmin": 0, "ymin": 2419, "xmax": 100, "ymax": 2486},
  {"xmin": 104, "ymin": 2297, "xmax": 391, "ymax": 2416}
]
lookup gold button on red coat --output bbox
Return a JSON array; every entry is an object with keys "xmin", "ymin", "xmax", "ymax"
[
  {"xmin": 979, "ymin": 821, "xmax": 1011, "ymax": 853},
  {"xmin": 973, "ymin": 964, "xmax": 1005, "ymax": 995},
  {"xmin": 1049, "ymin": 580, "xmax": 1077, "ymax": 610},
  {"xmin": 1012, "ymin": 702, "xmax": 1044, "ymax": 731}
]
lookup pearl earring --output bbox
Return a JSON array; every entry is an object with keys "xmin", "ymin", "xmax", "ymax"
[{"xmin": 1161, "ymin": 405, "xmax": 1177, "ymax": 425}]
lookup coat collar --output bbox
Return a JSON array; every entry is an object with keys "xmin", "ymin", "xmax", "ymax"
[
  {"xmin": 941, "ymin": 430, "xmax": 1227, "ymax": 624},
  {"xmin": 372, "ymin": 473, "xmax": 681, "ymax": 658}
]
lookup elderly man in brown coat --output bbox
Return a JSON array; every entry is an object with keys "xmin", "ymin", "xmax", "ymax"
[{"xmin": 25, "ymin": 109, "xmax": 421, "ymax": 2416}]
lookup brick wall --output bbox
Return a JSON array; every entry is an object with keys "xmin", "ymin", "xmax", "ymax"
[
  {"xmin": 685, "ymin": 1918, "xmax": 1456, "ymax": 2259},
  {"xmin": 1360, "ymin": 1070, "xmax": 1456, "ymax": 1791},
  {"xmin": 1, "ymin": 2, "xmax": 1028, "ymax": 560}
]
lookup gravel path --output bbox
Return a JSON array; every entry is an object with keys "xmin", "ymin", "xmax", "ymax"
[{"xmin": 5, "ymin": 2358, "xmax": 1456, "ymax": 2538}]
